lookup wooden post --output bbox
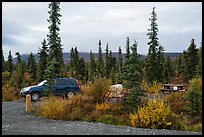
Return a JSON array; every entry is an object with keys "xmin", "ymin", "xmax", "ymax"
[{"xmin": 26, "ymin": 94, "xmax": 31, "ymax": 112}]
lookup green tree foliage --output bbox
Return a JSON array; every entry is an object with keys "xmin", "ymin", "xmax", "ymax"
[
  {"xmin": 125, "ymin": 37, "xmax": 130, "ymax": 63},
  {"xmin": 44, "ymin": 57, "xmax": 58, "ymax": 95},
  {"xmin": 27, "ymin": 52, "xmax": 37, "ymax": 81},
  {"xmin": 122, "ymin": 40, "xmax": 146, "ymax": 112},
  {"xmin": 185, "ymin": 77, "xmax": 202, "ymax": 116},
  {"xmin": 163, "ymin": 55, "xmax": 173, "ymax": 83},
  {"xmin": 37, "ymin": 39, "xmax": 49, "ymax": 82},
  {"xmin": 183, "ymin": 39, "xmax": 199, "ymax": 81},
  {"xmin": 7, "ymin": 51, "xmax": 13, "ymax": 78},
  {"xmin": 116, "ymin": 46, "xmax": 123, "ymax": 84},
  {"xmin": 89, "ymin": 51, "xmax": 96, "ymax": 82},
  {"xmin": 47, "ymin": 2, "xmax": 63, "ymax": 77},
  {"xmin": 104, "ymin": 43, "xmax": 110, "ymax": 78},
  {"xmin": 96, "ymin": 40, "xmax": 104, "ymax": 78},
  {"xmin": 78, "ymin": 57, "xmax": 86, "ymax": 83},
  {"xmin": 145, "ymin": 7, "xmax": 164, "ymax": 84},
  {"xmin": 195, "ymin": 44, "xmax": 202, "ymax": 77},
  {"xmin": 2, "ymin": 49, "xmax": 5, "ymax": 72},
  {"xmin": 15, "ymin": 52, "xmax": 25, "ymax": 88}
]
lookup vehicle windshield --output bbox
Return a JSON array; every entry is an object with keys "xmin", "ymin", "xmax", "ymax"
[{"xmin": 37, "ymin": 80, "xmax": 47, "ymax": 86}]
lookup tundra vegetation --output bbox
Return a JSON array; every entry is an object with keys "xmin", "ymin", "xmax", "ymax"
[{"xmin": 2, "ymin": 3, "xmax": 202, "ymax": 132}]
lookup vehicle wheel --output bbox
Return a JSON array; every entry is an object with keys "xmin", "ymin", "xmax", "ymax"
[
  {"xmin": 31, "ymin": 92, "xmax": 40, "ymax": 102},
  {"xmin": 66, "ymin": 91, "xmax": 74, "ymax": 99}
]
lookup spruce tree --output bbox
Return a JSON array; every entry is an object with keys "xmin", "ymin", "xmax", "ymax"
[
  {"xmin": 157, "ymin": 45, "xmax": 165, "ymax": 83},
  {"xmin": 104, "ymin": 43, "xmax": 110, "ymax": 78},
  {"xmin": 116, "ymin": 46, "xmax": 123, "ymax": 84},
  {"xmin": 195, "ymin": 45, "xmax": 202, "ymax": 77},
  {"xmin": 7, "ymin": 51, "xmax": 13, "ymax": 78},
  {"xmin": 78, "ymin": 57, "xmax": 86, "ymax": 83},
  {"xmin": 145, "ymin": 7, "xmax": 163, "ymax": 84},
  {"xmin": 124, "ymin": 37, "xmax": 130, "ymax": 66},
  {"xmin": 89, "ymin": 51, "xmax": 96, "ymax": 82},
  {"xmin": 44, "ymin": 57, "xmax": 57, "ymax": 95},
  {"xmin": 122, "ymin": 40, "xmax": 146, "ymax": 112},
  {"xmin": 2, "ymin": 49, "xmax": 5, "ymax": 72},
  {"xmin": 15, "ymin": 52, "xmax": 25, "ymax": 87},
  {"xmin": 183, "ymin": 39, "xmax": 199, "ymax": 81},
  {"xmin": 96, "ymin": 40, "xmax": 104, "ymax": 78},
  {"xmin": 37, "ymin": 39, "xmax": 49, "ymax": 82},
  {"xmin": 47, "ymin": 2, "xmax": 63, "ymax": 77},
  {"xmin": 27, "ymin": 52, "xmax": 37, "ymax": 81}
]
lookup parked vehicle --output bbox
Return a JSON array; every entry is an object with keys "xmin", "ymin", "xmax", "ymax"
[{"xmin": 20, "ymin": 78, "xmax": 80, "ymax": 102}]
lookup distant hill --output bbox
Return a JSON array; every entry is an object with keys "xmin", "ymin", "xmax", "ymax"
[{"xmin": 13, "ymin": 52, "xmax": 183, "ymax": 64}]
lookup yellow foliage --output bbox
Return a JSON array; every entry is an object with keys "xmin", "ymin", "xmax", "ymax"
[
  {"xmin": 147, "ymin": 81, "xmax": 162, "ymax": 93},
  {"xmin": 130, "ymin": 96, "xmax": 172, "ymax": 129},
  {"xmin": 38, "ymin": 97, "xmax": 70, "ymax": 120},
  {"xmin": 95, "ymin": 102, "xmax": 111, "ymax": 112}
]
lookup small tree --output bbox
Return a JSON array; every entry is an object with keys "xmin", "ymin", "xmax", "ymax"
[
  {"xmin": 44, "ymin": 58, "xmax": 57, "ymax": 95},
  {"xmin": 122, "ymin": 40, "xmax": 146, "ymax": 112}
]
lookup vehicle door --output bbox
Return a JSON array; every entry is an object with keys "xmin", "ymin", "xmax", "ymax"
[{"xmin": 53, "ymin": 79, "xmax": 68, "ymax": 96}]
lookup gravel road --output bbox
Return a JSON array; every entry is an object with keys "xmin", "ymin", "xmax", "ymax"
[{"xmin": 2, "ymin": 100, "xmax": 202, "ymax": 135}]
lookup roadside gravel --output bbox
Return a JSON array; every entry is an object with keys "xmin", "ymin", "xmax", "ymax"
[{"xmin": 2, "ymin": 100, "xmax": 202, "ymax": 135}]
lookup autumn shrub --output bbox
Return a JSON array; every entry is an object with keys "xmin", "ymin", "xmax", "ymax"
[
  {"xmin": 2, "ymin": 84, "xmax": 21, "ymax": 101},
  {"xmin": 37, "ymin": 96, "xmax": 70, "ymax": 120},
  {"xmin": 130, "ymin": 94, "xmax": 172, "ymax": 129},
  {"xmin": 95, "ymin": 102, "xmax": 111, "ymax": 112},
  {"xmin": 85, "ymin": 77, "xmax": 112, "ymax": 104},
  {"xmin": 147, "ymin": 81, "xmax": 162, "ymax": 94},
  {"xmin": 163, "ymin": 92, "xmax": 188, "ymax": 115}
]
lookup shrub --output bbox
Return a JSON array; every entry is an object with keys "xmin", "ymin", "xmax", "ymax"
[
  {"xmin": 37, "ymin": 96, "xmax": 70, "ymax": 120},
  {"xmin": 85, "ymin": 77, "xmax": 112, "ymax": 104},
  {"xmin": 95, "ymin": 102, "xmax": 111, "ymax": 112},
  {"xmin": 163, "ymin": 92, "xmax": 188, "ymax": 115},
  {"xmin": 2, "ymin": 84, "xmax": 21, "ymax": 101},
  {"xmin": 147, "ymin": 81, "xmax": 162, "ymax": 94},
  {"xmin": 130, "ymin": 95, "xmax": 172, "ymax": 129}
]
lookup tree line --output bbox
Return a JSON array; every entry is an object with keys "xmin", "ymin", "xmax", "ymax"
[{"xmin": 2, "ymin": 3, "xmax": 202, "ymax": 92}]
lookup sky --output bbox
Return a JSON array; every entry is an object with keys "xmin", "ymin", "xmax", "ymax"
[{"xmin": 2, "ymin": 2, "xmax": 202, "ymax": 59}]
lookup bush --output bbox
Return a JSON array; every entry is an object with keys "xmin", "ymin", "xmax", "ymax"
[
  {"xmin": 163, "ymin": 92, "xmax": 188, "ymax": 115},
  {"xmin": 130, "ymin": 95, "xmax": 172, "ymax": 129},
  {"xmin": 147, "ymin": 81, "xmax": 162, "ymax": 94},
  {"xmin": 37, "ymin": 96, "xmax": 70, "ymax": 120},
  {"xmin": 85, "ymin": 77, "xmax": 112, "ymax": 104},
  {"xmin": 2, "ymin": 84, "xmax": 21, "ymax": 101}
]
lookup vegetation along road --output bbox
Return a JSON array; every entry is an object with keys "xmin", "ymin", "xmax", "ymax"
[{"xmin": 2, "ymin": 100, "xmax": 201, "ymax": 135}]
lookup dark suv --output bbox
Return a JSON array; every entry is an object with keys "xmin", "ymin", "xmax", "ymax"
[{"xmin": 20, "ymin": 78, "xmax": 80, "ymax": 102}]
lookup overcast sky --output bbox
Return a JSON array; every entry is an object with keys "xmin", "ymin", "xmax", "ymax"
[{"xmin": 2, "ymin": 2, "xmax": 202, "ymax": 58}]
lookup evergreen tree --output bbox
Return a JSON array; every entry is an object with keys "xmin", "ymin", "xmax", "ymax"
[
  {"xmin": 15, "ymin": 52, "xmax": 25, "ymax": 87},
  {"xmin": 44, "ymin": 57, "xmax": 57, "ymax": 95},
  {"xmin": 145, "ymin": 7, "xmax": 163, "ymax": 84},
  {"xmin": 157, "ymin": 45, "xmax": 165, "ymax": 83},
  {"xmin": 96, "ymin": 40, "xmax": 104, "ymax": 78},
  {"xmin": 89, "ymin": 51, "xmax": 96, "ymax": 82},
  {"xmin": 163, "ymin": 55, "xmax": 172, "ymax": 83},
  {"xmin": 116, "ymin": 46, "xmax": 123, "ymax": 84},
  {"xmin": 78, "ymin": 57, "xmax": 86, "ymax": 83},
  {"xmin": 74, "ymin": 47, "xmax": 79, "ymax": 76},
  {"xmin": 27, "ymin": 52, "xmax": 37, "ymax": 81},
  {"xmin": 183, "ymin": 39, "xmax": 199, "ymax": 81},
  {"xmin": 104, "ymin": 43, "xmax": 110, "ymax": 78},
  {"xmin": 37, "ymin": 39, "xmax": 49, "ymax": 82},
  {"xmin": 70, "ymin": 47, "xmax": 75, "ymax": 68},
  {"xmin": 2, "ymin": 49, "xmax": 5, "ymax": 72},
  {"xmin": 7, "ymin": 51, "xmax": 13, "ymax": 78},
  {"xmin": 122, "ymin": 40, "xmax": 146, "ymax": 112},
  {"xmin": 47, "ymin": 2, "xmax": 63, "ymax": 77},
  {"xmin": 195, "ymin": 44, "xmax": 202, "ymax": 77},
  {"xmin": 124, "ymin": 37, "xmax": 130, "ymax": 65}
]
